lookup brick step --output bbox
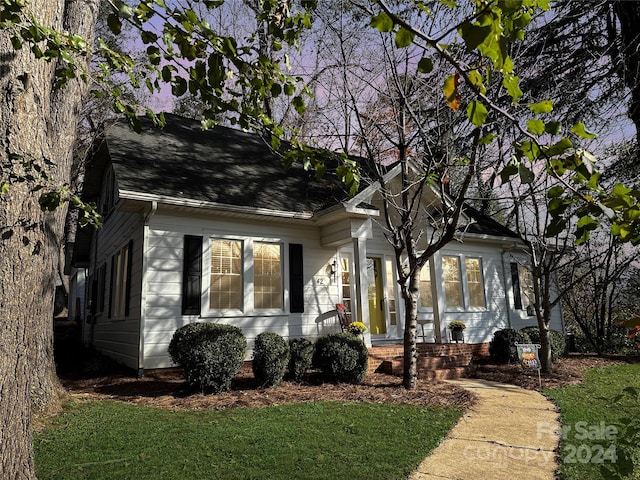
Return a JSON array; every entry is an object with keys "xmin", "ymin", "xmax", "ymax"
[
  {"xmin": 381, "ymin": 355, "xmax": 472, "ymax": 380},
  {"xmin": 418, "ymin": 366, "xmax": 471, "ymax": 381}
]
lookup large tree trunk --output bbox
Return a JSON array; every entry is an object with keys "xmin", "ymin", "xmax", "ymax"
[
  {"xmin": 0, "ymin": 0, "xmax": 98, "ymax": 477},
  {"xmin": 402, "ymin": 270, "xmax": 421, "ymax": 389}
]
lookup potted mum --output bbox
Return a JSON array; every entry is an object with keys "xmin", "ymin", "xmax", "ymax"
[
  {"xmin": 447, "ymin": 320, "xmax": 466, "ymax": 343},
  {"xmin": 347, "ymin": 321, "xmax": 368, "ymax": 339}
]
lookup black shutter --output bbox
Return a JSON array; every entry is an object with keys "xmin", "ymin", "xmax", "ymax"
[
  {"xmin": 510, "ymin": 262, "xmax": 522, "ymax": 310},
  {"xmin": 124, "ymin": 240, "xmax": 133, "ymax": 316},
  {"xmin": 182, "ymin": 235, "xmax": 203, "ymax": 315},
  {"xmin": 109, "ymin": 255, "xmax": 115, "ymax": 318},
  {"xmin": 289, "ymin": 243, "xmax": 304, "ymax": 313}
]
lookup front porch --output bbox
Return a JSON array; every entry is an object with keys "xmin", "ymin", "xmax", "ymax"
[{"xmin": 367, "ymin": 343, "xmax": 490, "ymax": 381}]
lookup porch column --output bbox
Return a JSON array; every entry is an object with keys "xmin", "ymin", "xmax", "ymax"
[
  {"xmin": 430, "ymin": 255, "xmax": 444, "ymax": 343},
  {"xmin": 352, "ymin": 237, "xmax": 371, "ymax": 344}
]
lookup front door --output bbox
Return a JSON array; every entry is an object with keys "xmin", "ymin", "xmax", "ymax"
[{"xmin": 367, "ymin": 257, "xmax": 386, "ymax": 335}]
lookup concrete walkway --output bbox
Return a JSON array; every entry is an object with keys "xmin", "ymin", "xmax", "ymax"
[{"xmin": 410, "ymin": 378, "xmax": 560, "ymax": 480}]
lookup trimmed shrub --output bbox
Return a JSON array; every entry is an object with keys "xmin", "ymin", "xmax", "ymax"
[
  {"xmin": 252, "ymin": 332, "xmax": 290, "ymax": 388},
  {"xmin": 520, "ymin": 326, "xmax": 567, "ymax": 361},
  {"xmin": 168, "ymin": 322, "xmax": 214, "ymax": 367},
  {"xmin": 287, "ymin": 338, "xmax": 314, "ymax": 383},
  {"xmin": 313, "ymin": 333, "xmax": 368, "ymax": 384},
  {"xmin": 169, "ymin": 323, "xmax": 246, "ymax": 394},
  {"xmin": 489, "ymin": 328, "xmax": 531, "ymax": 364}
]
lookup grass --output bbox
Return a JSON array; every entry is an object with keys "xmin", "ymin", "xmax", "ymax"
[
  {"xmin": 35, "ymin": 400, "xmax": 461, "ymax": 480},
  {"xmin": 545, "ymin": 363, "xmax": 640, "ymax": 480}
]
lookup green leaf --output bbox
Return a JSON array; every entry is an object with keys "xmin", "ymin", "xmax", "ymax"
[
  {"xmin": 500, "ymin": 163, "xmax": 519, "ymax": 184},
  {"xmin": 526, "ymin": 119, "xmax": 545, "ymax": 135},
  {"xmin": 466, "ymin": 100, "xmax": 488, "ymax": 127},
  {"xmin": 417, "ymin": 57, "xmax": 433, "ymax": 74},
  {"xmin": 546, "ymin": 137, "xmax": 573, "ymax": 157},
  {"xmin": 171, "ymin": 76, "xmax": 187, "ymax": 97},
  {"xmin": 518, "ymin": 141, "xmax": 540, "ymax": 161},
  {"xmin": 571, "ymin": 122, "xmax": 597, "ymax": 139},
  {"xmin": 1, "ymin": 182, "xmax": 9, "ymax": 195},
  {"xmin": 518, "ymin": 164, "xmax": 534, "ymax": 184},
  {"xmin": 547, "ymin": 185, "xmax": 564, "ymax": 198},
  {"xmin": 370, "ymin": 12, "xmax": 394, "ymax": 33},
  {"xmin": 529, "ymin": 100, "xmax": 553, "ymax": 114},
  {"xmin": 107, "ymin": 13, "xmax": 122, "ymax": 35},
  {"xmin": 478, "ymin": 133, "xmax": 496, "ymax": 145},
  {"xmin": 544, "ymin": 121, "xmax": 562, "ymax": 135},
  {"xmin": 545, "ymin": 217, "xmax": 566, "ymax": 237},
  {"xmin": 395, "ymin": 27, "xmax": 414, "ymax": 48},
  {"xmin": 459, "ymin": 21, "xmax": 492, "ymax": 51},
  {"xmin": 502, "ymin": 72, "xmax": 522, "ymax": 103}
]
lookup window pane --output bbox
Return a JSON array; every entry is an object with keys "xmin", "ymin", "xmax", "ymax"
[
  {"xmin": 340, "ymin": 256, "xmax": 352, "ymax": 316},
  {"xmin": 443, "ymin": 256, "xmax": 462, "ymax": 308},
  {"xmin": 519, "ymin": 265, "xmax": 535, "ymax": 308},
  {"xmin": 465, "ymin": 258, "xmax": 486, "ymax": 308},
  {"xmin": 254, "ymin": 242, "xmax": 282, "ymax": 310},
  {"xmin": 419, "ymin": 261, "xmax": 433, "ymax": 308},
  {"xmin": 385, "ymin": 259, "xmax": 397, "ymax": 325},
  {"xmin": 210, "ymin": 239, "xmax": 242, "ymax": 310}
]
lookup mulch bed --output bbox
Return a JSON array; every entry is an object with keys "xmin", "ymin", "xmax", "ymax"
[{"xmin": 59, "ymin": 354, "xmax": 640, "ymax": 411}]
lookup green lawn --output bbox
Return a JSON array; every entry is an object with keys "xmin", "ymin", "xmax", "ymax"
[
  {"xmin": 545, "ymin": 362, "xmax": 640, "ymax": 480},
  {"xmin": 35, "ymin": 400, "xmax": 461, "ymax": 480}
]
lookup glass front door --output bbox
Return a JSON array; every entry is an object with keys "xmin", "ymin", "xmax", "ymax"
[{"xmin": 367, "ymin": 257, "xmax": 386, "ymax": 335}]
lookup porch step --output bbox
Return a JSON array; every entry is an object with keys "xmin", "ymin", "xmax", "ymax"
[{"xmin": 380, "ymin": 355, "xmax": 472, "ymax": 381}]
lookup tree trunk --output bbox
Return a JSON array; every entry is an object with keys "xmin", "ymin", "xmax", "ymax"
[
  {"xmin": 402, "ymin": 270, "xmax": 420, "ymax": 389},
  {"xmin": 0, "ymin": 0, "xmax": 99, "ymax": 477}
]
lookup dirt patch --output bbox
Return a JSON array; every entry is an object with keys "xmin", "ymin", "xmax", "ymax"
[{"xmin": 60, "ymin": 355, "xmax": 639, "ymax": 411}]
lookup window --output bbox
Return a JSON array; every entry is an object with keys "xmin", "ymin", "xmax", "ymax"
[
  {"xmin": 465, "ymin": 258, "xmax": 486, "ymax": 308},
  {"xmin": 419, "ymin": 261, "xmax": 433, "ymax": 309},
  {"xmin": 110, "ymin": 242, "xmax": 131, "ymax": 318},
  {"xmin": 519, "ymin": 265, "xmax": 535, "ymax": 309},
  {"xmin": 340, "ymin": 256, "xmax": 353, "ymax": 318},
  {"xmin": 100, "ymin": 167, "xmax": 116, "ymax": 215},
  {"xmin": 210, "ymin": 239, "xmax": 243, "ymax": 310},
  {"xmin": 254, "ymin": 242, "xmax": 282, "ymax": 310},
  {"xmin": 443, "ymin": 256, "xmax": 463, "ymax": 308},
  {"xmin": 385, "ymin": 259, "xmax": 397, "ymax": 325},
  {"xmin": 97, "ymin": 264, "xmax": 106, "ymax": 313}
]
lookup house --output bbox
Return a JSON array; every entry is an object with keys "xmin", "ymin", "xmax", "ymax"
[{"xmin": 69, "ymin": 114, "xmax": 564, "ymax": 375}]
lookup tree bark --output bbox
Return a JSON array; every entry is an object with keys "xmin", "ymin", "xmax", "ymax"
[{"xmin": 0, "ymin": 0, "xmax": 98, "ymax": 477}]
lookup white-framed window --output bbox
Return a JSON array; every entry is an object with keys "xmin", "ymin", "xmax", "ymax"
[
  {"xmin": 209, "ymin": 239, "xmax": 243, "ymax": 311},
  {"xmin": 443, "ymin": 255, "xmax": 463, "ymax": 309},
  {"xmin": 465, "ymin": 257, "xmax": 486, "ymax": 308},
  {"xmin": 419, "ymin": 261, "xmax": 433, "ymax": 309},
  {"xmin": 100, "ymin": 167, "xmax": 116, "ymax": 215},
  {"xmin": 110, "ymin": 242, "xmax": 131, "ymax": 318},
  {"xmin": 253, "ymin": 242, "xmax": 283, "ymax": 310},
  {"xmin": 519, "ymin": 265, "xmax": 535, "ymax": 309},
  {"xmin": 206, "ymin": 237, "xmax": 284, "ymax": 314}
]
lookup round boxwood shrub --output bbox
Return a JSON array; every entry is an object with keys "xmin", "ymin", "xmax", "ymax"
[
  {"xmin": 252, "ymin": 332, "xmax": 290, "ymax": 388},
  {"xmin": 489, "ymin": 328, "xmax": 531, "ymax": 364},
  {"xmin": 287, "ymin": 338, "xmax": 314, "ymax": 383},
  {"xmin": 169, "ymin": 323, "xmax": 246, "ymax": 394},
  {"xmin": 168, "ymin": 322, "xmax": 214, "ymax": 367},
  {"xmin": 313, "ymin": 333, "xmax": 368, "ymax": 384},
  {"xmin": 520, "ymin": 326, "xmax": 567, "ymax": 361}
]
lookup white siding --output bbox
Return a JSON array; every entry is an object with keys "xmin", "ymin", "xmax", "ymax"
[
  {"xmin": 142, "ymin": 213, "xmax": 342, "ymax": 369},
  {"xmin": 502, "ymin": 252, "xmax": 564, "ymax": 332},
  {"xmin": 88, "ymin": 209, "xmax": 144, "ymax": 369}
]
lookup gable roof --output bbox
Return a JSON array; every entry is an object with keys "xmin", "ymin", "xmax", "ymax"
[{"xmin": 100, "ymin": 113, "xmax": 350, "ymax": 215}]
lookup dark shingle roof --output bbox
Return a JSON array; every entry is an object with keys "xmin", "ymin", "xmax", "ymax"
[
  {"xmin": 105, "ymin": 113, "xmax": 348, "ymax": 214},
  {"xmin": 463, "ymin": 205, "xmax": 519, "ymax": 239}
]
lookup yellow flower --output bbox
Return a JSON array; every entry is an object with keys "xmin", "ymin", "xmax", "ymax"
[{"xmin": 347, "ymin": 321, "xmax": 367, "ymax": 334}]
